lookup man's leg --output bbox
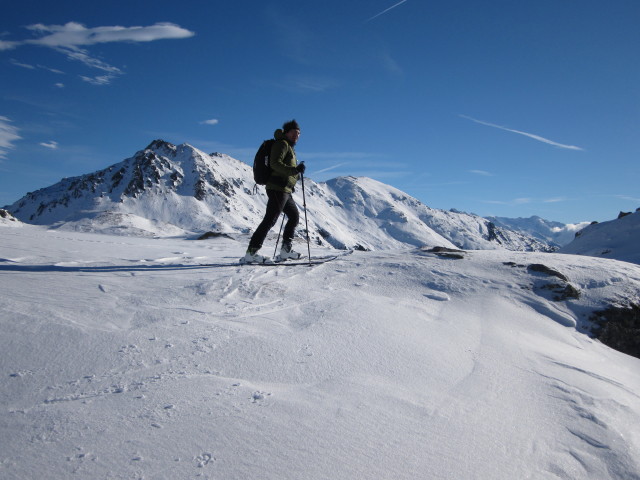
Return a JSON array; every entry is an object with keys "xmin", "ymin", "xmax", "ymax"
[
  {"xmin": 248, "ymin": 190, "xmax": 289, "ymax": 251},
  {"xmin": 281, "ymin": 195, "xmax": 300, "ymax": 247}
]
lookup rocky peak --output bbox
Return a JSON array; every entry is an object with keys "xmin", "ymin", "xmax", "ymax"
[{"xmin": 145, "ymin": 139, "xmax": 177, "ymax": 154}]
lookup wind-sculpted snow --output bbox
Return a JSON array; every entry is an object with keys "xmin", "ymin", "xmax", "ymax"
[
  {"xmin": 6, "ymin": 139, "xmax": 554, "ymax": 252},
  {"xmin": 1, "ymin": 226, "xmax": 639, "ymax": 479}
]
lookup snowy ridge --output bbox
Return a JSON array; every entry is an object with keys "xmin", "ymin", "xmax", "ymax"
[
  {"xmin": 6, "ymin": 140, "xmax": 553, "ymax": 251},
  {"xmin": 1, "ymin": 226, "xmax": 639, "ymax": 479}
]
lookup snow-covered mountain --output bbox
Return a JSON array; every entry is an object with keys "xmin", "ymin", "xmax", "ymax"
[
  {"xmin": 487, "ymin": 215, "xmax": 591, "ymax": 247},
  {"xmin": 5, "ymin": 140, "xmax": 553, "ymax": 252},
  {"xmin": 560, "ymin": 210, "xmax": 640, "ymax": 265}
]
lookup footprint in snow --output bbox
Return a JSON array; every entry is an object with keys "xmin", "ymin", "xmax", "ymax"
[{"xmin": 196, "ymin": 452, "xmax": 214, "ymax": 468}]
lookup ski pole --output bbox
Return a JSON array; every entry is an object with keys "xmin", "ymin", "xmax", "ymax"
[
  {"xmin": 300, "ymin": 173, "xmax": 312, "ymax": 264},
  {"xmin": 273, "ymin": 212, "xmax": 286, "ymax": 259}
]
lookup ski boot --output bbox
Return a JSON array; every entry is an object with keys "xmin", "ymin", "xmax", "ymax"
[
  {"xmin": 241, "ymin": 247, "xmax": 273, "ymax": 264},
  {"xmin": 277, "ymin": 242, "xmax": 303, "ymax": 261}
]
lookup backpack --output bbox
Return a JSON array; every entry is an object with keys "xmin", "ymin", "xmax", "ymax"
[{"xmin": 253, "ymin": 139, "xmax": 275, "ymax": 185}]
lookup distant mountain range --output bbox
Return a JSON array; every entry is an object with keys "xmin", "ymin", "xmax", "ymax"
[
  {"xmin": 1, "ymin": 140, "xmax": 589, "ymax": 253},
  {"xmin": 486, "ymin": 215, "xmax": 591, "ymax": 248}
]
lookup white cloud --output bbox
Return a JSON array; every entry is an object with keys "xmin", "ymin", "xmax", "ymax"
[
  {"xmin": 40, "ymin": 140, "xmax": 58, "ymax": 150},
  {"xmin": 55, "ymin": 83, "xmax": 65, "ymax": 88},
  {"xmin": 2, "ymin": 22, "xmax": 195, "ymax": 85},
  {"xmin": 460, "ymin": 115, "xmax": 584, "ymax": 151},
  {"xmin": 200, "ymin": 119, "xmax": 219, "ymax": 126},
  {"xmin": 23, "ymin": 22, "xmax": 195, "ymax": 49},
  {"xmin": 0, "ymin": 116, "xmax": 22, "ymax": 159}
]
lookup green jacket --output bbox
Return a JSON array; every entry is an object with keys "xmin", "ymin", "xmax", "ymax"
[{"xmin": 266, "ymin": 129, "xmax": 300, "ymax": 193}]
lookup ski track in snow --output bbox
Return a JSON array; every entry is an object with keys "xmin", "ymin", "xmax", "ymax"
[{"xmin": 1, "ymin": 226, "xmax": 640, "ymax": 479}]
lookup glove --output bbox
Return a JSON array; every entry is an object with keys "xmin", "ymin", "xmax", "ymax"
[{"xmin": 296, "ymin": 162, "xmax": 306, "ymax": 174}]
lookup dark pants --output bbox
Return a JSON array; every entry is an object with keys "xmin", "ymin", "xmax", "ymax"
[{"xmin": 249, "ymin": 190, "xmax": 299, "ymax": 250}]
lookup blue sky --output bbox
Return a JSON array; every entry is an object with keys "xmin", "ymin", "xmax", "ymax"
[{"xmin": 1, "ymin": 0, "xmax": 638, "ymax": 224}]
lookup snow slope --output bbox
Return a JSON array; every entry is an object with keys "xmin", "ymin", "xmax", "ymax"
[
  {"xmin": 1, "ymin": 226, "xmax": 639, "ymax": 479},
  {"xmin": 561, "ymin": 211, "xmax": 640, "ymax": 265}
]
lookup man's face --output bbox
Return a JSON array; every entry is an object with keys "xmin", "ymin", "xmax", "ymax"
[{"xmin": 285, "ymin": 128, "xmax": 301, "ymax": 144}]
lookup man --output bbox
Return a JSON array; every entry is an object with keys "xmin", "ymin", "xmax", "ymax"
[{"xmin": 244, "ymin": 119, "xmax": 306, "ymax": 263}]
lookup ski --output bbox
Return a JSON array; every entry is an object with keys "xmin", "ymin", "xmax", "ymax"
[
  {"xmin": 239, "ymin": 254, "xmax": 342, "ymax": 267},
  {"xmin": 199, "ymin": 250, "xmax": 353, "ymax": 268}
]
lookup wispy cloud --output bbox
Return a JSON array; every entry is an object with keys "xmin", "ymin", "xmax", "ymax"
[
  {"xmin": 40, "ymin": 140, "xmax": 58, "ymax": 150},
  {"xmin": 1, "ymin": 22, "xmax": 194, "ymax": 85},
  {"xmin": 200, "ymin": 119, "xmax": 219, "ymax": 126},
  {"xmin": 460, "ymin": 115, "xmax": 584, "ymax": 151},
  {"xmin": 312, "ymin": 163, "xmax": 351, "ymax": 175},
  {"xmin": 366, "ymin": 0, "xmax": 408, "ymax": 22},
  {"xmin": 301, "ymin": 151, "xmax": 383, "ymax": 160},
  {"xmin": 615, "ymin": 194, "xmax": 640, "ymax": 203},
  {"xmin": 483, "ymin": 197, "xmax": 532, "ymax": 206},
  {"xmin": 0, "ymin": 116, "xmax": 22, "ymax": 159},
  {"xmin": 469, "ymin": 169, "xmax": 493, "ymax": 177},
  {"xmin": 484, "ymin": 196, "xmax": 572, "ymax": 206},
  {"xmin": 81, "ymin": 74, "xmax": 118, "ymax": 86},
  {"xmin": 378, "ymin": 50, "xmax": 403, "ymax": 75},
  {"xmin": 10, "ymin": 59, "xmax": 35, "ymax": 69},
  {"xmin": 283, "ymin": 75, "xmax": 338, "ymax": 93},
  {"xmin": 10, "ymin": 59, "xmax": 65, "ymax": 74}
]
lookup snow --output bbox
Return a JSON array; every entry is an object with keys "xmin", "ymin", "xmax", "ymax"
[
  {"xmin": 2, "ymin": 224, "xmax": 640, "ymax": 479},
  {"xmin": 561, "ymin": 212, "xmax": 640, "ymax": 265},
  {"xmin": 488, "ymin": 215, "xmax": 591, "ymax": 247},
  {"xmin": 0, "ymin": 209, "xmax": 21, "ymax": 227}
]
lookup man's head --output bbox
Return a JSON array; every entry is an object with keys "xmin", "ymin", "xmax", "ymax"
[{"xmin": 282, "ymin": 119, "xmax": 301, "ymax": 144}]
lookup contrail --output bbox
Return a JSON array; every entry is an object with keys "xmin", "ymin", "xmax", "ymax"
[
  {"xmin": 313, "ymin": 163, "xmax": 350, "ymax": 175},
  {"xmin": 365, "ymin": 0, "xmax": 408, "ymax": 22},
  {"xmin": 460, "ymin": 115, "xmax": 584, "ymax": 151}
]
